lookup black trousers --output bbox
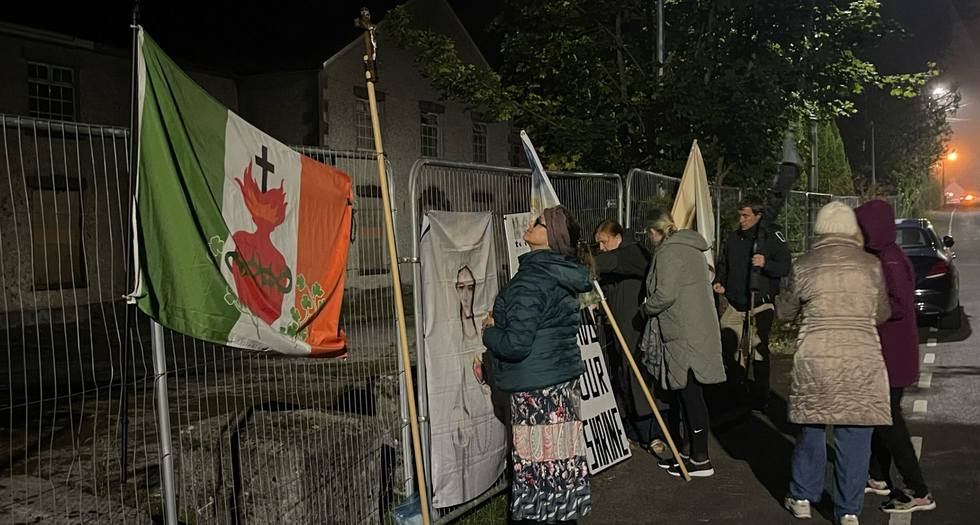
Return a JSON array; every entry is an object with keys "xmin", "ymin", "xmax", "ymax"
[
  {"xmin": 869, "ymin": 387, "xmax": 929, "ymax": 498},
  {"xmin": 667, "ymin": 370, "xmax": 711, "ymax": 462},
  {"xmin": 751, "ymin": 308, "xmax": 774, "ymax": 401}
]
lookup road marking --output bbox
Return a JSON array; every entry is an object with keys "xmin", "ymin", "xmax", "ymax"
[
  {"xmin": 949, "ymin": 206, "xmax": 957, "ymax": 237},
  {"xmin": 913, "ymin": 400, "xmax": 928, "ymax": 413},
  {"xmin": 889, "ymin": 437, "xmax": 925, "ymax": 525},
  {"xmin": 919, "ymin": 372, "xmax": 933, "ymax": 388},
  {"xmin": 927, "ymin": 339, "xmax": 937, "ymax": 347},
  {"xmin": 924, "ymin": 353, "xmax": 936, "ymax": 364},
  {"xmin": 929, "ymin": 326, "xmax": 938, "ymax": 332}
]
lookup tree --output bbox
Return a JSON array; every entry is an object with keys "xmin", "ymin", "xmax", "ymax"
[
  {"xmin": 387, "ymin": 0, "xmax": 937, "ymax": 185},
  {"xmin": 817, "ymin": 120, "xmax": 855, "ymax": 196},
  {"xmin": 840, "ymin": 86, "xmax": 958, "ymax": 213}
]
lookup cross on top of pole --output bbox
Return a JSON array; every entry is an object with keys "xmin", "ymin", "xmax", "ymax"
[{"xmin": 355, "ymin": 8, "xmax": 379, "ymax": 83}]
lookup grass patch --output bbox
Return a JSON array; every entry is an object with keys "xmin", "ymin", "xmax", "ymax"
[
  {"xmin": 452, "ymin": 493, "xmax": 509, "ymax": 525},
  {"xmin": 769, "ymin": 318, "xmax": 799, "ymax": 355}
]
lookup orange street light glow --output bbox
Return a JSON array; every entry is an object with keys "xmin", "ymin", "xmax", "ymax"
[{"xmin": 947, "ymin": 151, "xmax": 958, "ymax": 161}]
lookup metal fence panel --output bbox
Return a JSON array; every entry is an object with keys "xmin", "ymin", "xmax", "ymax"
[
  {"xmin": 625, "ymin": 168, "xmax": 897, "ymax": 255},
  {"xmin": 624, "ymin": 169, "xmax": 679, "ymax": 232},
  {"xmin": 156, "ymin": 148, "xmax": 410, "ymax": 525},
  {"xmin": 1, "ymin": 116, "xmax": 410, "ymax": 525},
  {"xmin": 626, "ymin": 169, "xmax": 742, "ymax": 254},
  {"xmin": 406, "ymin": 159, "xmax": 624, "ymax": 524},
  {"xmin": 0, "ymin": 114, "xmax": 156, "ymax": 522}
]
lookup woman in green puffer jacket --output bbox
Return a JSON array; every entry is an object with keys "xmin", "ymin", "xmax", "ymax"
[{"xmin": 482, "ymin": 205, "xmax": 594, "ymax": 523}]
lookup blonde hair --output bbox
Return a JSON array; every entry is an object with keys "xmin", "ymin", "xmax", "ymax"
[{"xmin": 647, "ymin": 209, "xmax": 678, "ymax": 239}]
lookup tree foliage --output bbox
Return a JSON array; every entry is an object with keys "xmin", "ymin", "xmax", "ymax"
[
  {"xmin": 817, "ymin": 120, "xmax": 855, "ymax": 195},
  {"xmin": 840, "ymin": 86, "xmax": 958, "ymax": 214},
  {"xmin": 387, "ymin": 0, "xmax": 938, "ymax": 185}
]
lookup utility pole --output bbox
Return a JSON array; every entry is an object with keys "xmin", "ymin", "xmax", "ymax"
[
  {"xmin": 656, "ymin": 0, "xmax": 664, "ymax": 78},
  {"xmin": 870, "ymin": 121, "xmax": 876, "ymax": 187},
  {"xmin": 809, "ymin": 117, "xmax": 819, "ymax": 193}
]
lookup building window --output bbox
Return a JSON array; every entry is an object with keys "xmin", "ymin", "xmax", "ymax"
[
  {"xmin": 32, "ymin": 189, "xmax": 85, "ymax": 289},
  {"xmin": 28, "ymin": 62, "xmax": 76, "ymax": 122},
  {"xmin": 355, "ymin": 97, "xmax": 383, "ymax": 151},
  {"xmin": 354, "ymin": 184, "xmax": 389, "ymax": 276},
  {"xmin": 509, "ymin": 132, "xmax": 528, "ymax": 168},
  {"xmin": 421, "ymin": 112, "xmax": 440, "ymax": 158},
  {"xmin": 472, "ymin": 121, "xmax": 488, "ymax": 164}
]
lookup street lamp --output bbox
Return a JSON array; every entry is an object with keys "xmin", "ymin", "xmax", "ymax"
[{"xmin": 940, "ymin": 151, "xmax": 958, "ymax": 203}]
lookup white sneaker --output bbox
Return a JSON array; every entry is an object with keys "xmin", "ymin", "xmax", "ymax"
[
  {"xmin": 864, "ymin": 479, "xmax": 890, "ymax": 496},
  {"xmin": 784, "ymin": 497, "xmax": 812, "ymax": 519},
  {"xmin": 838, "ymin": 515, "xmax": 859, "ymax": 525}
]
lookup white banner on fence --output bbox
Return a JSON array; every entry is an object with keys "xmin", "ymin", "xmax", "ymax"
[
  {"xmin": 503, "ymin": 213, "xmax": 531, "ymax": 277},
  {"xmin": 420, "ymin": 211, "xmax": 508, "ymax": 508},
  {"xmin": 503, "ymin": 214, "xmax": 631, "ymax": 474},
  {"xmin": 578, "ymin": 307, "xmax": 632, "ymax": 474}
]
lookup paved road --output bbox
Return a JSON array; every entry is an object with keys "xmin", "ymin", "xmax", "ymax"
[{"xmin": 583, "ymin": 209, "xmax": 980, "ymax": 524}]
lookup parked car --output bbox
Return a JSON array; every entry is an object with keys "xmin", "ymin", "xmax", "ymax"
[{"xmin": 895, "ymin": 218, "xmax": 961, "ymax": 329}]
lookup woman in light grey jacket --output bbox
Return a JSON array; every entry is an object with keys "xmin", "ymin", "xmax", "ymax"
[
  {"xmin": 643, "ymin": 210, "xmax": 725, "ymax": 478},
  {"xmin": 778, "ymin": 201, "xmax": 891, "ymax": 525}
]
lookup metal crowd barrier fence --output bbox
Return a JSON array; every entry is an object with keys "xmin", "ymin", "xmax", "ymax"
[
  {"xmin": 624, "ymin": 168, "xmax": 743, "ymax": 254},
  {"xmin": 0, "ymin": 113, "xmax": 410, "ymax": 525},
  {"xmin": 2, "ymin": 111, "xmax": 909, "ymax": 525},
  {"xmin": 406, "ymin": 159, "xmax": 623, "ymax": 524}
]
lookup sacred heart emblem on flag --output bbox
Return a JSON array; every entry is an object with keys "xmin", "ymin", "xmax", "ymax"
[{"xmin": 225, "ymin": 161, "xmax": 293, "ymax": 325}]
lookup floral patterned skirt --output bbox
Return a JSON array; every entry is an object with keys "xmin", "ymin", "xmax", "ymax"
[{"xmin": 510, "ymin": 379, "xmax": 592, "ymax": 523}]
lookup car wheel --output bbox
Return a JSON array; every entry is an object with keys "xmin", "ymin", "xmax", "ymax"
[{"xmin": 939, "ymin": 306, "xmax": 962, "ymax": 330}]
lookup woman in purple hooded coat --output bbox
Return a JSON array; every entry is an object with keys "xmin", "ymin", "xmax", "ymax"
[{"xmin": 854, "ymin": 200, "xmax": 936, "ymax": 515}]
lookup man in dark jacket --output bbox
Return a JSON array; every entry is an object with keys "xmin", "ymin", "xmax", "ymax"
[
  {"xmin": 713, "ymin": 196, "xmax": 792, "ymax": 411},
  {"xmin": 594, "ymin": 221, "xmax": 664, "ymax": 454},
  {"xmin": 855, "ymin": 200, "xmax": 936, "ymax": 514}
]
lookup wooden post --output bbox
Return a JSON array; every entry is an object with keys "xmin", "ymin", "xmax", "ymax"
[
  {"xmin": 356, "ymin": 9, "xmax": 432, "ymax": 524},
  {"xmin": 593, "ymin": 282, "xmax": 690, "ymax": 481}
]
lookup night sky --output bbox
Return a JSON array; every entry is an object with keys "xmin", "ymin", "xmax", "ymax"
[
  {"xmin": 2, "ymin": 0, "xmax": 501, "ymax": 73},
  {"xmin": 929, "ymin": 1, "xmax": 980, "ymax": 190},
  {"xmin": 4, "ymin": 0, "xmax": 977, "ymax": 187}
]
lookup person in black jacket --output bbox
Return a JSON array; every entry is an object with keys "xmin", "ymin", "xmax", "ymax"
[
  {"xmin": 713, "ymin": 196, "xmax": 792, "ymax": 412},
  {"xmin": 593, "ymin": 220, "xmax": 666, "ymax": 455}
]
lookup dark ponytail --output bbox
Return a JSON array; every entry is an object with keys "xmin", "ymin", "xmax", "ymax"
[{"xmin": 558, "ymin": 206, "xmax": 596, "ymax": 277}]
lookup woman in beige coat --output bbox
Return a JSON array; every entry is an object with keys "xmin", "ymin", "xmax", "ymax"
[{"xmin": 777, "ymin": 202, "xmax": 891, "ymax": 525}]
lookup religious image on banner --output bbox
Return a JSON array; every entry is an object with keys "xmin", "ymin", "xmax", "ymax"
[
  {"xmin": 130, "ymin": 29, "xmax": 352, "ymax": 357},
  {"xmin": 420, "ymin": 212, "xmax": 507, "ymax": 508}
]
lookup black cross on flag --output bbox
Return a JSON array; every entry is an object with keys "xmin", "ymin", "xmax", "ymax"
[{"xmin": 256, "ymin": 145, "xmax": 275, "ymax": 193}]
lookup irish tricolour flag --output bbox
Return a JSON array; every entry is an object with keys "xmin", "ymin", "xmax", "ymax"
[{"xmin": 130, "ymin": 30, "xmax": 353, "ymax": 357}]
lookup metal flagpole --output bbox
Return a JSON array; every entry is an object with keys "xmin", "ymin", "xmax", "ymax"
[
  {"xmin": 119, "ymin": 0, "xmax": 140, "ymax": 484},
  {"xmin": 151, "ymin": 320, "xmax": 178, "ymax": 525},
  {"xmin": 355, "ymin": 9, "xmax": 432, "ymax": 524},
  {"xmin": 593, "ymin": 282, "xmax": 690, "ymax": 481}
]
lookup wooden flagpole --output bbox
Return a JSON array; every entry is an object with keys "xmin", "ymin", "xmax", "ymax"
[
  {"xmin": 593, "ymin": 282, "xmax": 691, "ymax": 481},
  {"xmin": 356, "ymin": 9, "xmax": 432, "ymax": 523}
]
